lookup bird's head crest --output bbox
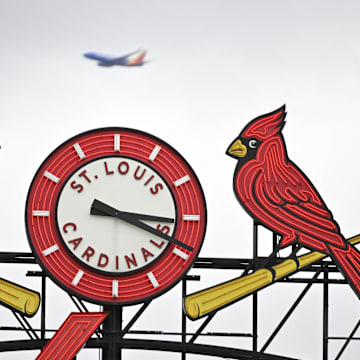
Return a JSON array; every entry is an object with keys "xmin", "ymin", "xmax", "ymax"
[{"xmin": 241, "ymin": 105, "xmax": 286, "ymax": 141}]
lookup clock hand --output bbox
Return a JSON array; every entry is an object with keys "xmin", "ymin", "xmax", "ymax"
[
  {"xmin": 90, "ymin": 199, "xmax": 193, "ymax": 252},
  {"xmin": 90, "ymin": 207, "xmax": 174, "ymax": 223}
]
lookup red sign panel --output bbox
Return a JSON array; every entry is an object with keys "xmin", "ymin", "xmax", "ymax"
[{"xmin": 36, "ymin": 312, "xmax": 108, "ymax": 360}]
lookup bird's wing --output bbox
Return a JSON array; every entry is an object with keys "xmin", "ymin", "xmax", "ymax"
[{"xmin": 256, "ymin": 141, "xmax": 345, "ymax": 251}]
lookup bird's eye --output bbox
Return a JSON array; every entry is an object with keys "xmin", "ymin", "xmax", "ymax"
[{"xmin": 249, "ymin": 139, "xmax": 258, "ymax": 149}]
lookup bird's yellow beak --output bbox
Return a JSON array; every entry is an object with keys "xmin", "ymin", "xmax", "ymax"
[{"xmin": 228, "ymin": 139, "xmax": 247, "ymax": 158}]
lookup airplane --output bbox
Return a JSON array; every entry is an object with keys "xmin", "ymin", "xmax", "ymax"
[{"xmin": 83, "ymin": 49, "xmax": 148, "ymax": 67}]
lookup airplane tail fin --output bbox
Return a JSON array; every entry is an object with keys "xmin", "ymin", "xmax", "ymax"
[{"xmin": 126, "ymin": 50, "xmax": 147, "ymax": 66}]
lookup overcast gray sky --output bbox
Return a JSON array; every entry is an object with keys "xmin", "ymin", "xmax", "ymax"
[{"xmin": 1, "ymin": 1, "xmax": 360, "ymax": 359}]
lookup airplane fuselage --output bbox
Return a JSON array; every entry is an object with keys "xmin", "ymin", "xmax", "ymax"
[{"xmin": 83, "ymin": 50, "xmax": 146, "ymax": 67}]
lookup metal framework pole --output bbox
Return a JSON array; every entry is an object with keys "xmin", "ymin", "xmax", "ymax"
[
  {"xmin": 252, "ymin": 222, "xmax": 258, "ymax": 353},
  {"xmin": 40, "ymin": 275, "xmax": 46, "ymax": 340},
  {"xmin": 182, "ymin": 279, "xmax": 187, "ymax": 360},
  {"xmin": 102, "ymin": 305, "xmax": 122, "ymax": 360},
  {"xmin": 323, "ymin": 266, "xmax": 329, "ymax": 360}
]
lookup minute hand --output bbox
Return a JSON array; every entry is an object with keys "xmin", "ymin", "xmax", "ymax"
[
  {"xmin": 91, "ymin": 207, "xmax": 174, "ymax": 223},
  {"xmin": 91, "ymin": 199, "xmax": 193, "ymax": 252}
]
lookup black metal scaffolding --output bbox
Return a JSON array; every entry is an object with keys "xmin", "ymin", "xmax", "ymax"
[{"xmin": 0, "ymin": 224, "xmax": 359, "ymax": 359}]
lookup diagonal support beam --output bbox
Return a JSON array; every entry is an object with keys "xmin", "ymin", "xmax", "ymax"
[
  {"xmin": 12, "ymin": 311, "xmax": 39, "ymax": 340},
  {"xmin": 121, "ymin": 301, "xmax": 151, "ymax": 336},
  {"xmin": 188, "ymin": 313, "xmax": 216, "ymax": 344},
  {"xmin": 260, "ymin": 269, "xmax": 321, "ymax": 352},
  {"xmin": 334, "ymin": 317, "xmax": 360, "ymax": 360}
]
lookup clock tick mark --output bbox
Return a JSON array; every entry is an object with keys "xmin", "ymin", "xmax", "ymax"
[
  {"xmin": 72, "ymin": 270, "xmax": 84, "ymax": 286},
  {"xmin": 183, "ymin": 215, "xmax": 200, "ymax": 221},
  {"xmin": 42, "ymin": 244, "xmax": 59, "ymax": 257},
  {"xmin": 173, "ymin": 247, "xmax": 189, "ymax": 260},
  {"xmin": 33, "ymin": 210, "xmax": 50, "ymax": 217},
  {"xmin": 73, "ymin": 143, "xmax": 86, "ymax": 160},
  {"xmin": 147, "ymin": 272, "xmax": 159, "ymax": 288},
  {"xmin": 43, "ymin": 171, "xmax": 60, "ymax": 184},
  {"xmin": 173, "ymin": 175, "xmax": 190, "ymax": 187},
  {"xmin": 149, "ymin": 145, "xmax": 161, "ymax": 162},
  {"xmin": 114, "ymin": 134, "xmax": 121, "ymax": 152},
  {"xmin": 112, "ymin": 280, "xmax": 119, "ymax": 298}
]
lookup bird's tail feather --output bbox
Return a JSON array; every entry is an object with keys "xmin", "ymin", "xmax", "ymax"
[{"xmin": 329, "ymin": 243, "xmax": 360, "ymax": 298}]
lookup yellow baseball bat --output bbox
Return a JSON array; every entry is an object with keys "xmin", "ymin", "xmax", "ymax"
[
  {"xmin": 184, "ymin": 235, "xmax": 360, "ymax": 320},
  {"xmin": 0, "ymin": 278, "xmax": 40, "ymax": 317}
]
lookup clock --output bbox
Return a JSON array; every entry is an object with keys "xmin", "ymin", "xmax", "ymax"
[{"xmin": 25, "ymin": 128, "xmax": 207, "ymax": 304}]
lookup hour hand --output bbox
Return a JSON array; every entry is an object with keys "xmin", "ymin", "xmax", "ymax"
[
  {"xmin": 90, "ymin": 200, "xmax": 174, "ymax": 223},
  {"xmin": 90, "ymin": 199, "xmax": 193, "ymax": 251}
]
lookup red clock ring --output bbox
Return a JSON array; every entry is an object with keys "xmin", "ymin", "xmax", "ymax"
[{"xmin": 25, "ymin": 128, "xmax": 207, "ymax": 304}]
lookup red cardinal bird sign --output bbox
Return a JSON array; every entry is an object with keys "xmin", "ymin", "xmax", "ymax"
[{"xmin": 184, "ymin": 105, "xmax": 360, "ymax": 320}]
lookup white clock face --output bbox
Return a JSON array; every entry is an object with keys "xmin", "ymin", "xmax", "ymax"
[{"xmin": 56, "ymin": 157, "xmax": 176, "ymax": 274}]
